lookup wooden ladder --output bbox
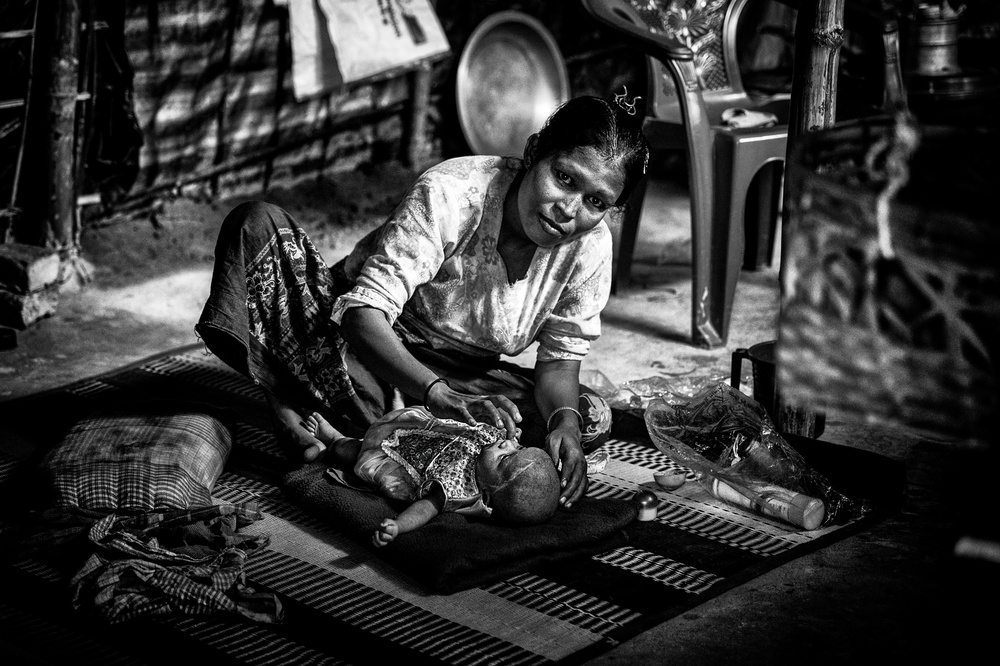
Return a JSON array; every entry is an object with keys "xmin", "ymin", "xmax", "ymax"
[
  {"xmin": 0, "ymin": 0, "xmax": 40, "ymax": 225},
  {"xmin": 2, "ymin": 0, "xmax": 99, "ymax": 250}
]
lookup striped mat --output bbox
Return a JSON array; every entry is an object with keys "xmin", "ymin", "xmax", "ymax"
[{"xmin": 0, "ymin": 346, "xmax": 902, "ymax": 665}]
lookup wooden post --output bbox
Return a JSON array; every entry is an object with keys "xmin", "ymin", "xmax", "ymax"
[
  {"xmin": 39, "ymin": 0, "xmax": 94, "ymax": 289},
  {"xmin": 777, "ymin": 0, "xmax": 846, "ymax": 437},
  {"xmin": 44, "ymin": 0, "xmax": 80, "ymax": 253},
  {"xmin": 406, "ymin": 62, "xmax": 433, "ymax": 169},
  {"xmin": 787, "ymin": 0, "xmax": 846, "ymax": 135}
]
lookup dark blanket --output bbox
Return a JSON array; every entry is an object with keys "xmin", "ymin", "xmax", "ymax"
[{"xmin": 282, "ymin": 462, "xmax": 638, "ymax": 594}]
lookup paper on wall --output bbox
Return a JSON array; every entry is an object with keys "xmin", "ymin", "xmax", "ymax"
[{"xmin": 287, "ymin": 0, "xmax": 450, "ymax": 100}]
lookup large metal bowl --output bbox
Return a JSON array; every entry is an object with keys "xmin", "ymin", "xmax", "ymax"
[{"xmin": 456, "ymin": 11, "xmax": 569, "ymax": 157}]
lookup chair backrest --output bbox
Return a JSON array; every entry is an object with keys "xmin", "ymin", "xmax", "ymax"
[{"xmin": 631, "ymin": 0, "xmax": 757, "ymax": 122}]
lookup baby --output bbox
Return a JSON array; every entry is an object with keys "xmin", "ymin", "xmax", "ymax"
[{"xmin": 305, "ymin": 407, "xmax": 561, "ymax": 547}]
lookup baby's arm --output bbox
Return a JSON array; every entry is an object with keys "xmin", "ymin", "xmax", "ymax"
[{"xmin": 373, "ymin": 485, "xmax": 445, "ymax": 548}]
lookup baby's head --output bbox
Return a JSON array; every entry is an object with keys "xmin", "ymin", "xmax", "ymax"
[{"xmin": 476, "ymin": 439, "xmax": 560, "ymax": 525}]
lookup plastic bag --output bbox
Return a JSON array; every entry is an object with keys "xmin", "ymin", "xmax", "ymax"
[
  {"xmin": 580, "ymin": 368, "xmax": 728, "ymax": 411},
  {"xmin": 644, "ymin": 383, "xmax": 869, "ymax": 529}
]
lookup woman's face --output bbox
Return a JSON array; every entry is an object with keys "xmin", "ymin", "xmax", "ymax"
[{"xmin": 516, "ymin": 145, "xmax": 625, "ymax": 248}]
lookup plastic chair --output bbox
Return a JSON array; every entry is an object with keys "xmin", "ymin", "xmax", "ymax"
[{"xmin": 581, "ymin": 0, "xmax": 906, "ymax": 348}]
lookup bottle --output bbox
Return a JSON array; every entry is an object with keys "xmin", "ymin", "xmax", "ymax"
[
  {"xmin": 634, "ymin": 490, "xmax": 659, "ymax": 521},
  {"xmin": 710, "ymin": 477, "xmax": 825, "ymax": 530}
]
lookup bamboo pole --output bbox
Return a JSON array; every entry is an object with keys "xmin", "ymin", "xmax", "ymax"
[
  {"xmin": 42, "ymin": 0, "xmax": 93, "ymax": 289},
  {"xmin": 406, "ymin": 62, "xmax": 433, "ymax": 168},
  {"xmin": 44, "ymin": 0, "xmax": 80, "ymax": 253},
  {"xmin": 777, "ymin": 0, "xmax": 846, "ymax": 436},
  {"xmin": 787, "ymin": 0, "xmax": 846, "ymax": 135}
]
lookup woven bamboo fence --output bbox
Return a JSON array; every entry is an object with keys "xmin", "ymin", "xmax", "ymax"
[
  {"xmin": 778, "ymin": 115, "xmax": 999, "ymax": 443},
  {"xmin": 122, "ymin": 0, "xmax": 420, "ymax": 200}
]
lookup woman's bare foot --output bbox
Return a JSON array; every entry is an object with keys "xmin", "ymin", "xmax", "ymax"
[
  {"xmin": 264, "ymin": 392, "xmax": 326, "ymax": 462},
  {"xmin": 304, "ymin": 411, "xmax": 344, "ymax": 445}
]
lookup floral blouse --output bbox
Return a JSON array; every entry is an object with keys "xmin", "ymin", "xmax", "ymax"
[{"xmin": 330, "ymin": 155, "xmax": 613, "ymax": 362}]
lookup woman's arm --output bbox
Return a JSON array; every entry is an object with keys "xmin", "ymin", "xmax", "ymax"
[
  {"xmin": 372, "ymin": 485, "xmax": 445, "ymax": 547},
  {"xmin": 340, "ymin": 306, "xmax": 521, "ymax": 438},
  {"xmin": 534, "ymin": 358, "xmax": 587, "ymax": 508}
]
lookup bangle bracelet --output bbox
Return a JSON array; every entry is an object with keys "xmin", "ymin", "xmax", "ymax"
[
  {"xmin": 422, "ymin": 377, "xmax": 449, "ymax": 405},
  {"xmin": 547, "ymin": 406, "xmax": 583, "ymax": 433}
]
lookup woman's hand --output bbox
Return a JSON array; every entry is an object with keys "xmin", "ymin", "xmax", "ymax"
[
  {"xmin": 534, "ymin": 359, "xmax": 588, "ymax": 508},
  {"xmin": 425, "ymin": 380, "xmax": 522, "ymax": 440},
  {"xmin": 341, "ymin": 307, "xmax": 522, "ymax": 439},
  {"xmin": 546, "ymin": 413, "xmax": 587, "ymax": 508}
]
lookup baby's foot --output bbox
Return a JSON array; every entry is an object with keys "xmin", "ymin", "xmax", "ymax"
[
  {"xmin": 303, "ymin": 413, "xmax": 321, "ymax": 438},
  {"xmin": 304, "ymin": 412, "xmax": 343, "ymax": 445}
]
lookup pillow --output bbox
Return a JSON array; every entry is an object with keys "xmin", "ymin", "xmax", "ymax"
[{"xmin": 39, "ymin": 401, "xmax": 233, "ymax": 512}]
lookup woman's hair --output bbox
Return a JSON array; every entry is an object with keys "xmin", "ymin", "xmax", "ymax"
[
  {"xmin": 532, "ymin": 92, "xmax": 651, "ymax": 206},
  {"xmin": 489, "ymin": 447, "xmax": 561, "ymax": 525}
]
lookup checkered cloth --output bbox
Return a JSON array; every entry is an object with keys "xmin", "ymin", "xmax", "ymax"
[{"xmin": 69, "ymin": 503, "xmax": 282, "ymax": 624}]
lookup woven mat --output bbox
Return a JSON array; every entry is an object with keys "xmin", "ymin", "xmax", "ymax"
[{"xmin": 0, "ymin": 345, "xmax": 904, "ymax": 665}]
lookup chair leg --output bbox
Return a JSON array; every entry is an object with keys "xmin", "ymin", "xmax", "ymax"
[
  {"xmin": 710, "ymin": 130, "xmax": 787, "ymax": 344},
  {"xmin": 718, "ymin": 165, "xmax": 751, "ymax": 343},
  {"xmin": 743, "ymin": 161, "xmax": 783, "ymax": 270},
  {"xmin": 688, "ymin": 145, "xmax": 723, "ymax": 349},
  {"xmin": 612, "ymin": 176, "xmax": 646, "ymax": 293},
  {"xmin": 709, "ymin": 144, "xmax": 753, "ymax": 346}
]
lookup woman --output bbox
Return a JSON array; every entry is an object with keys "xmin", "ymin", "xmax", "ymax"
[{"xmin": 197, "ymin": 92, "xmax": 650, "ymax": 508}]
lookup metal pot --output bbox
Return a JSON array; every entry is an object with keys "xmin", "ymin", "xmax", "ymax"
[
  {"xmin": 456, "ymin": 11, "xmax": 569, "ymax": 157},
  {"xmin": 913, "ymin": 16, "xmax": 961, "ymax": 77}
]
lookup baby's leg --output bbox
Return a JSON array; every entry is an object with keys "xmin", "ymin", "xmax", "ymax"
[{"xmin": 305, "ymin": 412, "xmax": 361, "ymax": 469}]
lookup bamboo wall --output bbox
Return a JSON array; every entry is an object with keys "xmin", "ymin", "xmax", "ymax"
[
  {"xmin": 2, "ymin": 0, "xmax": 642, "ymax": 235},
  {"xmin": 115, "ymin": 0, "xmax": 640, "ymax": 201},
  {"xmin": 778, "ymin": 117, "xmax": 999, "ymax": 442},
  {"xmin": 123, "ymin": 0, "xmax": 415, "ymax": 200}
]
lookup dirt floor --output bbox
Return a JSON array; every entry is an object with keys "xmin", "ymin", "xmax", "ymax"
[
  {"xmin": 0, "ymin": 157, "xmax": 758, "ymax": 401},
  {"xmin": 0, "ymin": 160, "xmax": 421, "ymax": 401}
]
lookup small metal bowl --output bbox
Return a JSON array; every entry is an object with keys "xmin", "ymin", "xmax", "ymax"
[
  {"xmin": 654, "ymin": 470, "xmax": 687, "ymax": 490},
  {"xmin": 456, "ymin": 11, "xmax": 569, "ymax": 157}
]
